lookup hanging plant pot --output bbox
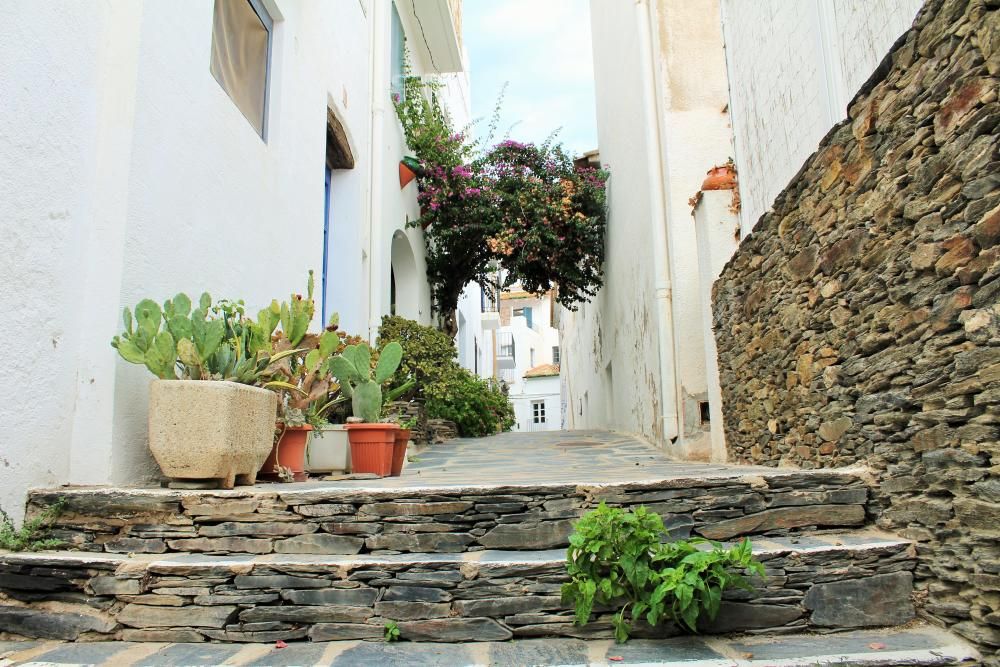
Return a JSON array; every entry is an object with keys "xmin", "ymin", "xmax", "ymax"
[
  {"xmin": 399, "ymin": 156, "xmax": 421, "ymax": 189},
  {"xmin": 391, "ymin": 428, "xmax": 410, "ymax": 477},
  {"xmin": 260, "ymin": 424, "xmax": 312, "ymax": 482},
  {"xmin": 702, "ymin": 163, "xmax": 737, "ymax": 191},
  {"xmin": 346, "ymin": 423, "xmax": 397, "ymax": 477}
]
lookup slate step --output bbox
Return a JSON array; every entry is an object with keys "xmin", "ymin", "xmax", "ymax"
[
  {"xmin": 0, "ymin": 531, "xmax": 916, "ymax": 643},
  {"xmin": 0, "ymin": 624, "xmax": 980, "ymax": 666},
  {"xmin": 28, "ymin": 466, "xmax": 871, "ymax": 555}
]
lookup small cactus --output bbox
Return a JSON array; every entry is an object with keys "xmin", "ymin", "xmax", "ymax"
[{"xmin": 329, "ymin": 342, "xmax": 405, "ymax": 423}]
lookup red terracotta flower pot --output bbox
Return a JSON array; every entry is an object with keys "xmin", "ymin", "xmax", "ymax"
[
  {"xmin": 346, "ymin": 423, "xmax": 398, "ymax": 477},
  {"xmin": 260, "ymin": 424, "xmax": 312, "ymax": 482},
  {"xmin": 391, "ymin": 428, "xmax": 410, "ymax": 477},
  {"xmin": 702, "ymin": 164, "xmax": 737, "ymax": 191},
  {"xmin": 399, "ymin": 162, "xmax": 417, "ymax": 189}
]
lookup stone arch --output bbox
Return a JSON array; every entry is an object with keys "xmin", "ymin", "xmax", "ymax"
[{"xmin": 390, "ymin": 231, "xmax": 419, "ymax": 320}]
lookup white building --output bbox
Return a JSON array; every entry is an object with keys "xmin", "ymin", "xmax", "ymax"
[
  {"xmin": 0, "ymin": 0, "xmax": 486, "ymax": 517},
  {"xmin": 494, "ymin": 289, "xmax": 561, "ymax": 432},
  {"xmin": 562, "ymin": 0, "xmax": 922, "ymax": 460}
]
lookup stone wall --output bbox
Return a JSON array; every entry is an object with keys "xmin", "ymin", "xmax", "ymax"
[
  {"xmin": 0, "ymin": 537, "xmax": 915, "ymax": 642},
  {"xmin": 713, "ymin": 0, "xmax": 999, "ymax": 659}
]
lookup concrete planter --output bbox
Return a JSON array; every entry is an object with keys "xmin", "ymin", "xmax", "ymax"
[
  {"xmin": 306, "ymin": 425, "xmax": 351, "ymax": 474},
  {"xmin": 148, "ymin": 380, "xmax": 277, "ymax": 489}
]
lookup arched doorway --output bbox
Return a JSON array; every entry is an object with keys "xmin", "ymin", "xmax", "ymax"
[{"xmin": 390, "ymin": 230, "xmax": 418, "ymax": 321}]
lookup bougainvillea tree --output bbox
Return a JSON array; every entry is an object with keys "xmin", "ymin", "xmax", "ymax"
[{"xmin": 394, "ymin": 73, "xmax": 608, "ymax": 337}]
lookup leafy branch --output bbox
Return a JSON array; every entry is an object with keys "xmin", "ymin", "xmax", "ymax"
[{"xmin": 561, "ymin": 503, "xmax": 764, "ymax": 642}]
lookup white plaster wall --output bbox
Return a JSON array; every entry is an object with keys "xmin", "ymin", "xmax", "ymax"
[
  {"xmin": 0, "ymin": 0, "xmax": 465, "ymax": 518},
  {"xmin": 111, "ymin": 0, "xmax": 379, "ymax": 487},
  {"xmin": 0, "ymin": 1, "xmax": 106, "ymax": 517},
  {"xmin": 563, "ymin": 0, "xmax": 731, "ymax": 454},
  {"xmin": 720, "ymin": 0, "xmax": 922, "ymax": 234},
  {"xmin": 652, "ymin": 0, "xmax": 732, "ymax": 459},
  {"xmin": 563, "ymin": 1, "xmax": 663, "ymax": 444}
]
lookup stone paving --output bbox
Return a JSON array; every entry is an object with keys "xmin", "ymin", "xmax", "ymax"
[{"xmin": 0, "ymin": 625, "xmax": 979, "ymax": 665}]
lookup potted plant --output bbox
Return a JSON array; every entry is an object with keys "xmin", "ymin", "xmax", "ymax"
[
  {"xmin": 257, "ymin": 276, "xmax": 347, "ymax": 482},
  {"xmin": 330, "ymin": 342, "xmax": 406, "ymax": 477},
  {"xmin": 111, "ymin": 293, "xmax": 299, "ymax": 488},
  {"xmin": 390, "ymin": 414, "xmax": 418, "ymax": 477}
]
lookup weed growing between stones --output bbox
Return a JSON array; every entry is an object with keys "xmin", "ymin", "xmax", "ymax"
[
  {"xmin": 562, "ymin": 503, "xmax": 764, "ymax": 642},
  {"xmin": 384, "ymin": 621, "xmax": 401, "ymax": 642},
  {"xmin": 0, "ymin": 498, "xmax": 65, "ymax": 552}
]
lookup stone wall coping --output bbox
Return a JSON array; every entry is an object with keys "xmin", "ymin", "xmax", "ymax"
[
  {"xmin": 0, "ymin": 531, "xmax": 911, "ymax": 572},
  {"xmin": 28, "ymin": 465, "xmax": 871, "ymax": 505}
]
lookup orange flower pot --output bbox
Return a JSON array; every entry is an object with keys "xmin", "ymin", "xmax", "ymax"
[
  {"xmin": 399, "ymin": 162, "xmax": 417, "ymax": 189},
  {"xmin": 260, "ymin": 424, "xmax": 312, "ymax": 482},
  {"xmin": 346, "ymin": 423, "xmax": 398, "ymax": 477},
  {"xmin": 391, "ymin": 428, "xmax": 410, "ymax": 477}
]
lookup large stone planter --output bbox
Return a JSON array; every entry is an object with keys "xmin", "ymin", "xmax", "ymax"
[{"xmin": 148, "ymin": 380, "xmax": 277, "ymax": 488}]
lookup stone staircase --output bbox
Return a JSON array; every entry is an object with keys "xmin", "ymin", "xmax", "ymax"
[{"xmin": 0, "ymin": 449, "xmax": 981, "ymax": 663}]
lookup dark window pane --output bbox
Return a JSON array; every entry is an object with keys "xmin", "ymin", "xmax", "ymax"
[{"xmin": 211, "ymin": 0, "xmax": 269, "ymax": 137}]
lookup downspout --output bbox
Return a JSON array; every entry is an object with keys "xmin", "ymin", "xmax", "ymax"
[
  {"xmin": 366, "ymin": 0, "xmax": 387, "ymax": 342},
  {"xmin": 636, "ymin": 0, "xmax": 680, "ymax": 443}
]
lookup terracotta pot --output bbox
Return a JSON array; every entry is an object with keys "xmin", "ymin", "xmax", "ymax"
[
  {"xmin": 346, "ymin": 423, "xmax": 398, "ymax": 477},
  {"xmin": 702, "ymin": 164, "xmax": 737, "ymax": 191},
  {"xmin": 391, "ymin": 428, "xmax": 410, "ymax": 477},
  {"xmin": 399, "ymin": 161, "xmax": 417, "ymax": 189},
  {"xmin": 260, "ymin": 425, "xmax": 312, "ymax": 482}
]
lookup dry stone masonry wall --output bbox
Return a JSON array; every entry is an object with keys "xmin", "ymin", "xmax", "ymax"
[
  {"xmin": 0, "ymin": 537, "xmax": 915, "ymax": 643},
  {"xmin": 27, "ymin": 470, "xmax": 868, "ymax": 556},
  {"xmin": 713, "ymin": 0, "xmax": 999, "ymax": 659}
]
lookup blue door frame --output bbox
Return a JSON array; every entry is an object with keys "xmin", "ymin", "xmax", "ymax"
[{"xmin": 322, "ymin": 166, "xmax": 331, "ymax": 327}]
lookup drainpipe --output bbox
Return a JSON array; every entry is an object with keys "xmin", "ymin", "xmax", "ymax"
[
  {"xmin": 636, "ymin": 0, "xmax": 680, "ymax": 443},
  {"xmin": 366, "ymin": 0, "xmax": 387, "ymax": 342}
]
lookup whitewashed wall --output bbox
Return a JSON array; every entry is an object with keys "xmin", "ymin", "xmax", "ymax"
[
  {"xmin": 0, "ymin": 0, "xmax": 464, "ymax": 519},
  {"xmin": 564, "ymin": 0, "xmax": 731, "ymax": 456},
  {"xmin": 720, "ymin": 0, "xmax": 923, "ymax": 235}
]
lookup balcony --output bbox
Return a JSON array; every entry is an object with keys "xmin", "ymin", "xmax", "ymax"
[{"xmin": 496, "ymin": 331, "xmax": 515, "ymax": 369}]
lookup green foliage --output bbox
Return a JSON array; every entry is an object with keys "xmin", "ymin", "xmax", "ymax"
[
  {"xmin": 377, "ymin": 316, "xmax": 514, "ymax": 437},
  {"xmin": 393, "ymin": 69, "xmax": 608, "ymax": 335},
  {"xmin": 425, "ymin": 373, "xmax": 516, "ymax": 438},
  {"xmin": 561, "ymin": 503, "xmax": 764, "ymax": 643},
  {"xmin": 330, "ymin": 342, "xmax": 405, "ymax": 423},
  {"xmin": 0, "ymin": 500, "xmax": 65, "ymax": 552},
  {"xmin": 383, "ymin": 621, "xmax": 401, "ymax": 642},
  {"xmin": 377, "ymin": 315, "xmax": 460, "ymax": 395}
]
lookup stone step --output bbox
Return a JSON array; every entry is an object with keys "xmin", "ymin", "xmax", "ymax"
[
  {"xmin": 0, "ymin": 624, "xmax": 980, "ymax": 666},
  {"xmin": 0, "ymin": 531, "xmax": 916, "ymax": 643},
  {"xmin": 29, "ymin": 466, "xmax": 871, "ymax": 556}
]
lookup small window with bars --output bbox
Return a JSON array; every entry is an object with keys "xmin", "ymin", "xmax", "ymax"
[
  {"xmin": 552, "ymin": 346, "xmax": 560, "ymax": 364},
  {"xmin": 532, "ymin": 400, "xmax": 546, "ymax": 424}
]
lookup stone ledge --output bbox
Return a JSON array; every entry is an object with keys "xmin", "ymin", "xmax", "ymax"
[
  {"xmin": 0, "ymin": 532, "xmax": 915, "ymax": 642},
  {"xmin": 28, "ymin": 467, "xmax": 871, "ymax": 555}
]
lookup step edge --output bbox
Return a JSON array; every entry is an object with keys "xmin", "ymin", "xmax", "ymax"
[{"xmin": 0, "ymin": 536, "xmax": 914, "ymax": 571}]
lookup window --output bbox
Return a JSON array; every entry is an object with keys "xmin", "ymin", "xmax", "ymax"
[
  {"xmin": 513, "ymin": 306, "xmax": 533, "ymax": 328},
  {"xmin": 532, "ymin": 400, "xmax": 546, "ymax": 424},
  {"xmin": 530, "ymin": 348, "xmax": 536, "ymax": 367},
  {"xmin": 211, "ymin": 0, "xmax": 273, "ymax": 139},
  {"xmin": 552, "ymin": 346, "xmax": 560, "ymax": 364},
  {"xmin": 498, "ymin": 332, "xmax": 515, "ymax": 358},
  {"xmin": 390, "ymin": 2, "xmax": 405, "ymax": 102}
]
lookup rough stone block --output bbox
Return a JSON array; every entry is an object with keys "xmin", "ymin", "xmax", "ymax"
[
  {"xmin": 397, "ymin": 617, "xmax": 513, "ymax": 642},
  {"xmin": 117, "ymin": 603, "xmax": 237, "ymax": 629},
  {"xmin": 804, "ymin": 572, "xmax": 914, "ymax": 627}
]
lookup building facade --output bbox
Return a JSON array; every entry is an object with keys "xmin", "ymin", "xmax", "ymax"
[
  {"xmin": 0, "ymin": 0, "xmax": 485, "ymax": 517},
  {"xmin": 563, "ymin": 0, "xmax": 925, "ymax": 461},
  {"xmin": 493, "ymin": 289, "xmax": 561, "ymax": 432}
]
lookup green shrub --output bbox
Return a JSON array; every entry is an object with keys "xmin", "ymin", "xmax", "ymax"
[
  {"xmin": 0, "ymin": 500, "xmax": 65, "ymax": 552},
  {"xmin": 561, "ymin": 503, "xmax": 764, "ymax": 642},
  {"xmin": 425, "ymin": 372, "xmax": 516, "ymax": 438},
  {"xmin": 378, "ymin": 316, "xmax": 514, "ymax": 437},
  {"xmin": 377, "ymin": 315, "xmax": 461, "ymax": 395}
]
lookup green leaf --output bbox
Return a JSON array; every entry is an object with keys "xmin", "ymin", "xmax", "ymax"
[
  {"xmin": 122, "ymin": 307, "xmax": 134, "ymax": 335},
  {"xmin": 172, "ymin": 293, "xmax": 192, "ymax": 317},
  {"xmin": 199, "ymin": 292, "xmax": 211, "ymax": 311},
  {"xmin": 305, "ymin": 349, "xmax": 322, "ymax": 373},
  {"xmin": 134, "ymin": 299, "xmax": 162, "ymax": 339},
  {"xmin": 375, "ymin": 341, "xmax": 403, "ymax": 382},
  {"xmin": 166, "ymin": 315, "xmax": 193, "ymax": 341},
  {"xmin": 319, "ymin": 331, "xmax": 338, "ymax": 357},
  {"xmin": 113, "ymin": 338, "xmax": 145, "ymax": 365}
]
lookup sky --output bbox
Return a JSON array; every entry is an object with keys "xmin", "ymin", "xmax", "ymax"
[{"xmin": 462, "ymin": 0, "xmax": 598, "ymax": 158}]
